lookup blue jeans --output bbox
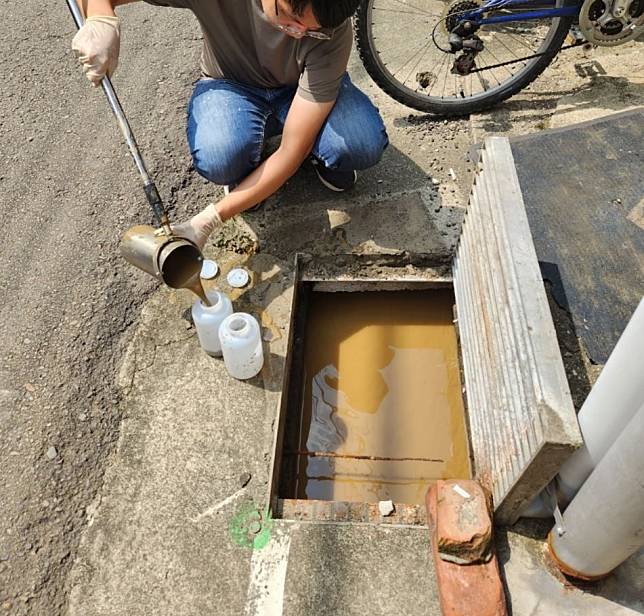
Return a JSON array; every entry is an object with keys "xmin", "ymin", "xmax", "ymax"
[{"xmin": 186, "ymin": 73, "xmax": 389, "ymax": 186}]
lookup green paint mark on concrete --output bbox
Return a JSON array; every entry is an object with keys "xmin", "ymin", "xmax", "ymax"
[{"xmin": 230, "ymin": 504, "xmax": 273, "ymax": 550}]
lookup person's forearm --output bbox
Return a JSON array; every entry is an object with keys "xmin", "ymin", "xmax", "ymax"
[
  {"xmin": 80, "ymin": 0, "xmax": 137, "ymax": 17},
  {"xmin": 80, "ymin": 0, "xmax": 115, "ymax": 17},
  {"xmin": 216, "ymin": 144, "xmax": 311, "ymax": 220}
]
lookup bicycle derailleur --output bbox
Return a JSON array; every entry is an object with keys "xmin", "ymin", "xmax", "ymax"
[{"xmin": 444, "ymin": 1, "xmax": 485, "ymax": 76}]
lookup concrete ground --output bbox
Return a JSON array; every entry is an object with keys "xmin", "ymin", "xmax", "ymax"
[{"xmin": 1, "ymin": 1, "xmax": 642, "ymax": 614}]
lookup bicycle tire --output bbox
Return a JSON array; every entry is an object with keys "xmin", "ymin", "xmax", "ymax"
[{"xmin": 353, "ymin": 0, "xmax": 575, "ymax": 115}]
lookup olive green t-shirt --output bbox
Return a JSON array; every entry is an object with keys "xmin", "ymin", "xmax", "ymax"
[{"xmin": 142, "ymin": 0, "xmax": 353, "ymax": 103}]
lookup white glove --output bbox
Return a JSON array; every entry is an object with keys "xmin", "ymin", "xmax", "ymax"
[
  {"xmin": 71, "ymin": 16, "xmax": 120, "ymax": 87},
  {"xmin": 171, "ymin": 203, "xmax": 224, "ymax": 250}
]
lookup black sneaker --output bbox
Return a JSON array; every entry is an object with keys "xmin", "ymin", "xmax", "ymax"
[{"xmin": 311, "ymin": 158, "xmax": 357, "ymax": 192}]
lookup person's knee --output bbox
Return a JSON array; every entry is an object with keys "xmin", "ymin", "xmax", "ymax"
[
  {"xmin": 191, "ymin": 136, "xmax": 256, "ymax": 185},
  {"xmin": 324, "ymin": 125, "xmax": 389, "ymax": 171}
]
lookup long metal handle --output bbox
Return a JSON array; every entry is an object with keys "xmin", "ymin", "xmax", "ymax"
[{"xmin": 66, "ymin": 0, "xmax": 171, "ymax": 234}]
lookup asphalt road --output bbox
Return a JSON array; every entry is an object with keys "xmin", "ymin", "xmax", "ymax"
[{"xmin": 0, "ymin": 2, "xmax": 213, "ymax": 613}]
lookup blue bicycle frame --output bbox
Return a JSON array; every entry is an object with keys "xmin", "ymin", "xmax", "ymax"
[{"xmin": 461, "ymin": 0, "xmax": 580, "ymax": 26}]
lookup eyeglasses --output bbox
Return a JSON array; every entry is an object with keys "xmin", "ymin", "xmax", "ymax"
[{"xmin": 273, "ymin": 0, "xmax": 332, "ymax": 40}]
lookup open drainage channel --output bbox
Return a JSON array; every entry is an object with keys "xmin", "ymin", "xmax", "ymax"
[
  {"xmin": 270, "ymin": 256, "xmax": 470, "ymax": 525},
  {"xmin": 269, "ymin": 137, "xmax": 582, "ymax": 527}
]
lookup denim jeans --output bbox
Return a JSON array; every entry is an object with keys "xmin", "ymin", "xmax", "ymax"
[{"xmin": 186, "ymin": 73, "xmax": 389, "ymax": 186}]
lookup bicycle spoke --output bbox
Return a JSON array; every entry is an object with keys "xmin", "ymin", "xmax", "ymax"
[
  {"xmin": 478, "ymin": 51, "xmax": 503, "ymax": 85},
  {"xmin": 483, "ymin": 46, "xmax": 515, "ymax": 77},
  {"xmin": 402, "ymin": 39, "xmax": 437, "ymax": 89},
  {"xmin": 388, "ymin": 37, "xmax": 436, "ymax": 84},
  {"xmin": 494, "ymin": 33, "xmax": 529, "ymax": 70},
  {"xmin": 370, "ymin": 6, "xmax": 440, "ymax": 17},
  {"xmin": 441, "ymin": 54, "xmax": 451, "ymax": 98},
  {"xmin": 384, "ymin": 0, "xmax": 445, "ymax": 18}
]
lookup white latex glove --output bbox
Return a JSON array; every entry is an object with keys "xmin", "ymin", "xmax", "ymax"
[
  {"xmin": 71, "ymin": 16, "xmax": 120, "ymax": 87},
  {"xmin": 171, "ymin": 203, "xmax": 224, "ymax": 251}
]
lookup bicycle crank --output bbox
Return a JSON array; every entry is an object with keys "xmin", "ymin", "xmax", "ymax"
[{"xmin": 579, "ymin": 0, "xmax": 644, "ymax": 45}]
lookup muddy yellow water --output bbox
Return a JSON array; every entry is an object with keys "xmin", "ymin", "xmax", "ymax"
[{"xmin": 293, "ymin": 289, "xmax": 470, "ymax": 504}]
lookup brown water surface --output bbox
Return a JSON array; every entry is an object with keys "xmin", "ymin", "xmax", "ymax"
[{"xmin": 294, "ymin": 289, "xmax": 470, "ymax": 504}]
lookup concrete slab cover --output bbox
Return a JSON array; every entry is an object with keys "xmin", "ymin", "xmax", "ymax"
[
  {"xmin": 453, "ymin": 137, "xmax": 582, "ymax": 524},
  {"xmin": 509, "ymin": 108, "xmax": 644, "ymax": 364}
]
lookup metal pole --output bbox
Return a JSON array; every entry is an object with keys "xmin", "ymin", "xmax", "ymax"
[
  {"xmin": 66, "ymin": 0, "xmax": 171, "ymax": 234},
  {"xmin": 548, "ymin": 400, "xmax": 644, "ymax": 580},
  {"xmin": 557, "ymin": 298, "xmax": 644, "ymax": 504},
  {"xmin": 520, "ymin": 298, "xmax": 644, "ymax": 518}
]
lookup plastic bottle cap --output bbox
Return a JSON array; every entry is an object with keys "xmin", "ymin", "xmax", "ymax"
[
  {"xmin": 227, "ymin": 268, "xmax": 250, "ymax": 288},
  {"xmin": 200, "ymin": 259, "xmax": 219, "ymax": 280}
]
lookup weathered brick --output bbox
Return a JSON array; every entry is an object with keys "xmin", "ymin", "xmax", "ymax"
[
  {"xmin": 436, "ymin": 480, "xmax": 492, "ymax": 563},
  {"xmin": 348, "ymin": 502, "xmax": 367, "ymax": 522},
  {"xmin": 333, "ymin": 501, "xmax": 349, "ymax": 522},
  {"xmin": 426, "ymin": 483, "xmax": 507, "ymax": 616}
]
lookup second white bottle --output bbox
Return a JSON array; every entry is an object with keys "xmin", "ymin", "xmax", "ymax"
[{"xmin": 218, "ymin": 313, "xmax": 264, "ymax": 379}]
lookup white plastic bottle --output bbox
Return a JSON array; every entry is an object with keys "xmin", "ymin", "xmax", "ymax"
[
  {"xmin": 218, "ymin": 313, "xmax": 264, "ymax": 379},
  {"xmin": 191, "ymin": 290, "xmax": 233, "ymax": 356}
]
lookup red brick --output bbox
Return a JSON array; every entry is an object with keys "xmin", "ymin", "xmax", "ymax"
[
  {"xmin": 333, "ymin": 501, "xmax": 349, "ymax": 522},
  {"xmin": 436, "ymin": 480, "xmax": 492, "ymax": 563},
  {"xmin": 426, "ymin": 482, "xmax": 508, "ymax": 616}
]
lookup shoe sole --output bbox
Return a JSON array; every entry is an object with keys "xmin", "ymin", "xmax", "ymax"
[{"xmin": 313, "ymin": 166, "xmax": 357, "ymax": 192}]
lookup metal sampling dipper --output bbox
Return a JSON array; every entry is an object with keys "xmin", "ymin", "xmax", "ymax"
[{"xmin": 66, "ymin": 0, "xmax": 210, "ymax": 305}]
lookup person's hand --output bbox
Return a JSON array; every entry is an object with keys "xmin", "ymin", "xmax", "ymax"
[
  {"xmin": 71, "ymin": 16, "xmax": 120, "ymax": 87},
  {"xmin": 171, "ymin": 203, "xmax": 224, "ymax": 251}
]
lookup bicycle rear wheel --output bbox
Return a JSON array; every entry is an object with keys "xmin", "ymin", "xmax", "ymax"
[{"xmin": 354, "ymin": 0, "xmax": 574, "ymax": 115}]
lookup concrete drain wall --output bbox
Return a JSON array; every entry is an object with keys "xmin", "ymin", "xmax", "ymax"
[{"xmin": 453, "ymin": 137, "xmax": 582, "ymax": 524}]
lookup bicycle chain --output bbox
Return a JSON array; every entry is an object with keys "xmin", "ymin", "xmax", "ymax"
[{"xmin": 469, "ymin": 42, "xmax": 586, "ymax": 73}]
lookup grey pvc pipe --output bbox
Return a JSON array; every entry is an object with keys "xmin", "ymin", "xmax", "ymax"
[
  {"xmin": 520, "ymin": 298, "xmax": 644, "ymax": 518},
  {"xmin": 557, "ymin": 298, "xmax": 644, "ymax": 504},
  {"xmin": 548, "ymin": 400, "xmax": 644, "ymax": 579}
]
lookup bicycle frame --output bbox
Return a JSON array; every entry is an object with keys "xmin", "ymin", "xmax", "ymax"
[{"xmin": 462, "ymin": 0, "xmax": 581, "ymax": 26}]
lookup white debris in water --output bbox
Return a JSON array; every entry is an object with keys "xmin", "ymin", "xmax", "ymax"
[{"xmin": 378, "ymin": 500, "xmax": 395, "ymax": 517}]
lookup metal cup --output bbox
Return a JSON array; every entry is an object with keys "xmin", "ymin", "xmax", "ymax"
[{"xmin": 119, "ymin": 224, "xmax": 203, "ymax": 288}]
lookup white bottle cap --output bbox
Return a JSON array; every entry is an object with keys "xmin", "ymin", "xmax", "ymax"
[
  {"xmin": 227, "ymin": 268, "xmax": 250, "ymax": 288},
  {"xmin": 200, "ymin": 259, "xmax": 219, "ymax": 279}
]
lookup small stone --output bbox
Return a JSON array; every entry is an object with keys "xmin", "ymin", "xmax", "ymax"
[
  {"xmin": 378, "ymin": 500, "xmax": 395, "ymax": 517},
  {"xmin": 46, "ymin": 446, "xmax": 57, "ymax": 460},
  {"xmin": 239, "ymin": 472, "xmax": 252, "ymax": 488},
  {"xmin": 79, "ymin": 413, "xmax": 87, "ymax": 422},
  {"xmin": 2, "ymin": 601, "xmax": 12, "ymax": 611},
  {"xmin": 432, "ymin": 178, "xmax": 440, "ymax": 186},
  {"xmin": 24, "ymin": 383, "xmax": 35, "ymax": 392}
]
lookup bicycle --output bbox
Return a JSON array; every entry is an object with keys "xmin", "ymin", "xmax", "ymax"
[{"xmin": 353, "ymin": 0, "xmax": 644, "ymax": 115}]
